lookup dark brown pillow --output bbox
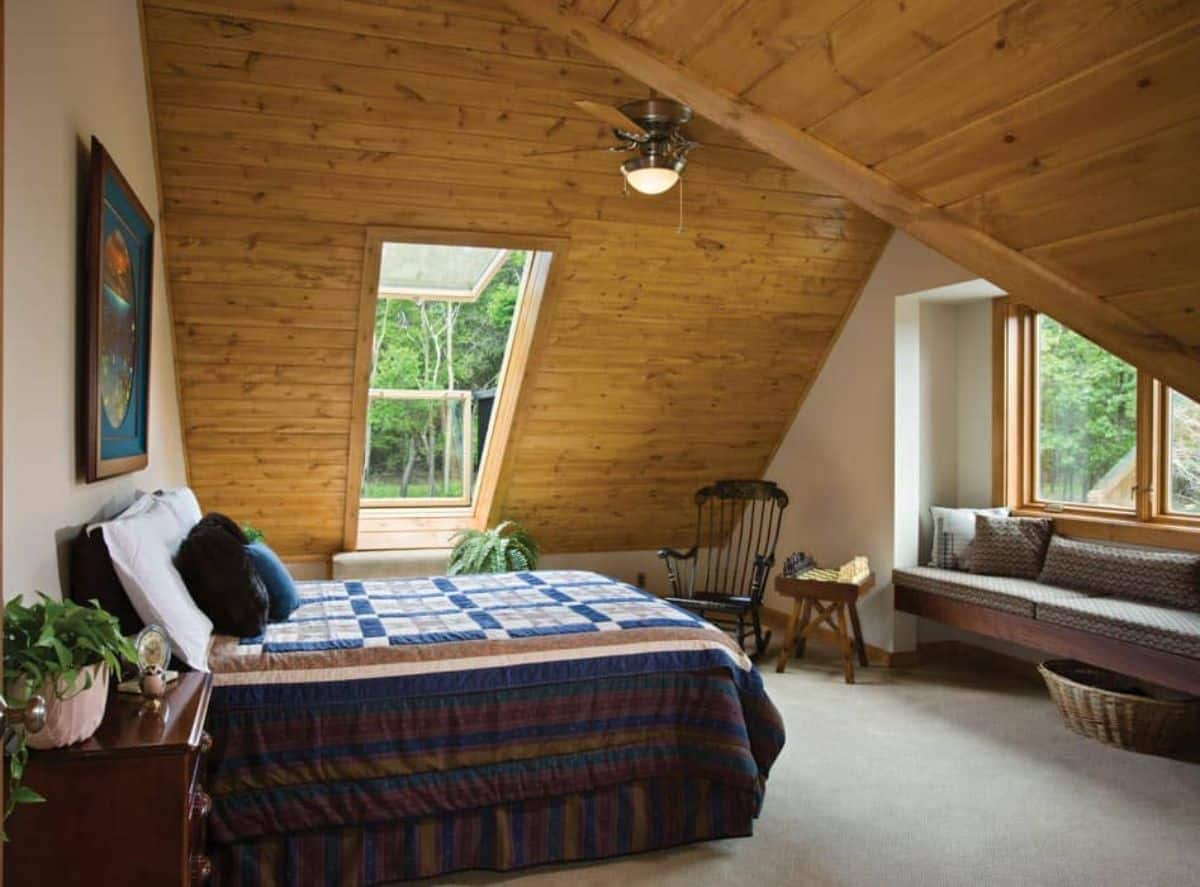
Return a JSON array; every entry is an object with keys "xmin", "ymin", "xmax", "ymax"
[
  {"xmin": 1039, "ymin": 535, "xmax": 1200, "ymax": 611},
  {"xmin": 195, "ymin": 512, "xmax": 249, "ymax": 545},
  {"xmin": 70, "ymin": 526, "xmax": 144, "ymax": 636},
  {"xmin": 968, "ymin": 515, "xmax": 1053, "ymax": 579},
  {"xmin": 175, "ymin": 516, "xmax": 267, "ymax": 638}
]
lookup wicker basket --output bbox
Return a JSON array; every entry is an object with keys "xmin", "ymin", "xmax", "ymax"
[{"xmin": 1038, "ymin": 659, "xmax": 1200, "ymax": 755}]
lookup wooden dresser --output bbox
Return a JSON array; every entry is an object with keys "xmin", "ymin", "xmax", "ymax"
[{"xmin": 5, "ymin": 672, "xmax": 214, "ymax": 886}]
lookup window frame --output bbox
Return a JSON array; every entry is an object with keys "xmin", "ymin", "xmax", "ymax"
[
  {"xmin": 343, "ymin": 228, "xmax": 567, "ymax": 551},
  {"xmin": 361, "ymin": 389, "xmax": 476, "ymax": 508},
  {"xmin": 994, "ymin": 300, "xmax": 1200, "ymax": 550}
]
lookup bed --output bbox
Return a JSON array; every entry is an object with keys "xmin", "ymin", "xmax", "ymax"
[{"xmin": 203, "ymin": 570, "xmax": 785, "ymax": 885}]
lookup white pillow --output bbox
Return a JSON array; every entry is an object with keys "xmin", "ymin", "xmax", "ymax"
[
  {"xmin": 930, "ymin": 506, "xmax": 1008, "ymax": 570},
  {"xmin": 152, "ymin": 487, "xmax": 203, "ymax": 543},
  {"xmin": 102, "ymin": 494, "xmax": 212, "ymax": 670}
]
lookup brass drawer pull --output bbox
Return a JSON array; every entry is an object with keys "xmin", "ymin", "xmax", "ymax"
[
  {"xmin": 191, "ymin": 790, "xmax": 213, "ymax": 819},
  {"xmin": 190, "ymin": 853, "xmax": 213, "ymax": 883},
  {"xmin": 199, "ymin": 731, "xmax": 213, "ymax": 754}
]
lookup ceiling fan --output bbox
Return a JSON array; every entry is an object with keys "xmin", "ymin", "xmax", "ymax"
[{"xmin": 540, "ymin": 98, "xmax": 699, "ymax": 196}]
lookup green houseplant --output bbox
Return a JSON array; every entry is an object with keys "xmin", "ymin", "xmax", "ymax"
[
  {"xmin": 448, "ymin": 521, "xmax": 539, "ymax": 574},
  {"xmin": 3, "ymin": 595, "xmax": 137, "ymax": 830}
]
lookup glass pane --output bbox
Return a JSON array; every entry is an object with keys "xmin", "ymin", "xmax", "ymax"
[
  {"xmin": 1036, "ymin": 315, "xmax": 1137, "ymax": 508},
  {"xmin": 362, "ymin": 397, "xmax": 469, "ymax": 501},
  {"xmin": 364, "ymin": 250, "xmax": 530, "ymax": 507},
  {"xmin": 1168, "ymin": 389, "xmax": 1200, "ymax": 515},
  {"xmin": 379, "ymin": 243, "xmax": 506, "ymax": 299}
]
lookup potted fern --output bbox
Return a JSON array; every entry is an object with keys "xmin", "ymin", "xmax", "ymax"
[
  {"xmin": 3, "ymin": 595, "xmax": 137, "ymax": 828},
  {"xmin": 448, "ymin": 521, "xmax": 539, "ymax": 574}
]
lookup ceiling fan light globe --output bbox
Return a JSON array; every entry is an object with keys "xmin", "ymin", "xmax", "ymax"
[
  {"xmin": 625, "ymin": 167, "xmax": 679, "ymax": 195},
  {"xmin": 621, "ymin": 155, "xmax": 686, "ymax": 195}
]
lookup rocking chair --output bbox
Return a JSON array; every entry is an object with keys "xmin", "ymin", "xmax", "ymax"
[{"xmin": 657, "ymin": 480, "xmax": 789, "ymax": 657}]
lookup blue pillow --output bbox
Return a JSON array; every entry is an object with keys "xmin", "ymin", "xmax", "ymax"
[{"xmin": 245, "ymin": 542, "xmax": 299, "ymax": 622}]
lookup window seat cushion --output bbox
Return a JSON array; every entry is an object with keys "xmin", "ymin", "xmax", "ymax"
[
  {"xmin": 893, "ymin": 566, "xmax": 1093, "ymax": 618},
  {"xmin": 1037, "ymin": 535, "xmax": 1200, "ymax": 612},
  {"xmin": 1037, "ymin": 596, "xmax": 1200, "ymax": 659}
]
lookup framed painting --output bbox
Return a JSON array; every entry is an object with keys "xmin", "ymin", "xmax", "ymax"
[{"xmin": 83, "ymin": 137, "xmax": 154, "ymax": 481}]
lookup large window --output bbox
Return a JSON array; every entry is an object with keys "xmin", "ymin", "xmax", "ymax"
[
  {"xmin": 997, "ymin": 302, "xmax": 1200, "ymax": 543},
  {"xmin": 1035, "ymin": 315, "xmax": 1137, "ymax": 509},
  {"xmin": 1168, "ymin": 389, "xmax": 1200, "ymax": 515},
  {"xmin": 361, "ymin": 242, "xmax": 532, "ymax": 507}
]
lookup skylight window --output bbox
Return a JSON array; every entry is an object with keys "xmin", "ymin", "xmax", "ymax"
[
  {"xmin": 378, "ymin": 243, "xmax": 510, "ymax": 302},
  {"xmin": 360, "ymin": 242, "xmax": 532, "ymax": 508}
]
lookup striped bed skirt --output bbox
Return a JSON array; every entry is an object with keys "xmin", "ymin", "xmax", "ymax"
[{"xmin": 212, "ymin": 775, "xmax": 757, "ymax": 885}]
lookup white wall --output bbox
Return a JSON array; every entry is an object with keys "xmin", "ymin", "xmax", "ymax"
[
  {"xmin": 4, "ymin": 0, "xmax": 186, "ymax": 600},
  {"xmin": 539, "ymin": 549, "xmax": 668, "ymax": 595},
  {"xmin": 956, "ymin": 301, "xmax": 994, "ymax": 507},
  {"xmin": 762, "ymin": 233, "xmax": 977, "ymax": 652},
  {"xmin": 918, "ymin": 301, "xmax": 960, "ymax": 561}
]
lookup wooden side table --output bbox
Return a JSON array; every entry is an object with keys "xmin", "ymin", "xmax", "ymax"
[
  {"xmin": 5, "ymin": 671, "xmax": 214, "ymax": 885},
  {"xmin": 775, "ymin": 561, "xmax": 874, "ymax": 683}
]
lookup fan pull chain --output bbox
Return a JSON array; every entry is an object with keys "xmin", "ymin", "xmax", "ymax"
[{"xmin": 677, "ymin": 177, "xmax": 685, "ymax": 234}]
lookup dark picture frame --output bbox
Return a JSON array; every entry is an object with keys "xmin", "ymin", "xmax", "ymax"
[{"xmin": 83, "ymin": 137, "xmax": 155, "ymax": 482}]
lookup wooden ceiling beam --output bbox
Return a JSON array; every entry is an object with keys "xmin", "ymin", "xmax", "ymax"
[{"xmin": 505, "ymin": 0, "xmax": 1200, "ymax": 404}]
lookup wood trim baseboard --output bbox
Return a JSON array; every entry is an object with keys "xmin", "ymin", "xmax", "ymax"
[
  {"xmin": 895, "ymin": 584, "xmax": 1200, "ymax": 695},
  {"xmin": 762, "ymin": 605, "xmax": 918, "ymax": 668}
]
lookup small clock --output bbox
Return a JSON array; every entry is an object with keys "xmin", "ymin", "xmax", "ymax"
[
  {"xmin": 135, "ymin": 624, "xmax": 172, "ymax": 673},
  {"xmin": 134, "ymin": 625, "xmax": 172, "ymax": 711}
]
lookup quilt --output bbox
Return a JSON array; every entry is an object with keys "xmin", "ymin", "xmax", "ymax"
[{"xmin": 204, "ymin": 571, "xmax": 785, "ymax": 854}]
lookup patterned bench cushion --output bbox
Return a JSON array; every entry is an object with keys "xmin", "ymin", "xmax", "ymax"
[
  {"xmin": 1038, "ymin": 535, "xmax": 1200, "ymax": 612},
  {"xmin": 1037, "ymin": 596, "xmax": 1200, "ymax": 659},
  {"xmin": 893, "ymin": 567, "xmax": 1092, "ymax": 618}
]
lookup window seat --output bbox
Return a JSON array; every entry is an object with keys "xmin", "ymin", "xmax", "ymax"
[
  {"xmin": 895, "ymin": 566, "xmax": 1200, "ymax": 695},
  {"xmin": 892, "ymin": 566, "xmax": 1093, "ymax": 618},
  {"xmin": 332, "ymin": 548, "xmax": 451, "ymax": 580}
]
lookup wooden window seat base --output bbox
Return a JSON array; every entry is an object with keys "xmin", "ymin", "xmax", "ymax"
[{"xmin": 895, "ymin": 584, "xmax": 1200, "ymax": 696}]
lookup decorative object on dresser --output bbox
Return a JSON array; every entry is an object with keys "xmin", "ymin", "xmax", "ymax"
[
  {"xmin": 3, "ymin": 595, "xmax": 138, "ymax": 830},
  {"xmin": 4, "ymin": 672, "xmax": 214, "ymax": 886},
  {"xmin": 658, "ymin": 480, "xmax": 789, "ymax": 657},
  {"xmin": 775, "ymin": 557, "xmax": 874, "ymax": 683},
  {"xmin": 82, "ymin": 136, "xmax": 156, "ymax": 482},
  {"xmin": 134, "ymin": 624, "xmax": 173, "ymax": 712}
]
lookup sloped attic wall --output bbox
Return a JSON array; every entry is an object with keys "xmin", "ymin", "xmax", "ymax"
[{"xmin": 142, "ymin": 0, "xmax": 890, "ymax": 558}]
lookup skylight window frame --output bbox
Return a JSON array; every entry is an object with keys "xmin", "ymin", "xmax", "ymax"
[
  {"xmin": 376, "ymin": 248, "xmax": 511, "ymax": 304},
  {"xmin": 342, "ymin": 228, "xmax": 567, "ymax": 552}
]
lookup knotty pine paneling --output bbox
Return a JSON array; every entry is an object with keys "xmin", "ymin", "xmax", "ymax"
[
  {"xmin": 565, "ymin": 0, "xmax": 1200, "ymax": 400},
  {"xmin": 145, "ymin": 0, "xmax": 890, "ymax": 557}
]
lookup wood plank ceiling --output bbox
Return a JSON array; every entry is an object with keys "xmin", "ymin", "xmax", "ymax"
[
  {"xmin": 534, "ymin": 0, "xmax": 1200, "ymax": 401},
  {"xmin": 141, "ymin": 0, "xmax": 891, "ymax": 557}
]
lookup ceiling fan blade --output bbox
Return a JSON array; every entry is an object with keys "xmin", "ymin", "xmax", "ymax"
[
  {"xmin": 524, "ymin": 144, "xmax": 628, "ymax": 157},
  {"xmin": 575, "ymin": 100, "xmax": 649, "ymax": 138}
]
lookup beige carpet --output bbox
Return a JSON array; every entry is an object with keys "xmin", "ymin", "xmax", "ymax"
[{"xmin": 434, "ymin": 643, "xmax": 1200, "ymax": 887}]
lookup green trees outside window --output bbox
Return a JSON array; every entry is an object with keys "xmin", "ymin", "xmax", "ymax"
[
  {"xmin": 363, "ymin": 250, "xmax": 529, "ymax": 502},
  {"xmin": 1169, "ymin": 390, "xmax": 1200, "ymax": 514},
  {"xmin": 1036, "ymin": 314, "xmax": 1137, "ymax": 507}
]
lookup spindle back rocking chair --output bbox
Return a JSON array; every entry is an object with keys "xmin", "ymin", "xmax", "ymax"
[{"xmin": 657, "ymin": 480, "xmax": 788, "ymax": 657}]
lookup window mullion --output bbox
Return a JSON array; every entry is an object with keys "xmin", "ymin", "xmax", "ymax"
[{"xmin": 1134, "ymin": 372, "xmax": 1157, "ymax": 522}]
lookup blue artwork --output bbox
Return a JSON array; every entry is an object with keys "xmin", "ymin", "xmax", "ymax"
[{"xmin": 86, "ymin": 138, "xmax": 154, "ymax": 480}]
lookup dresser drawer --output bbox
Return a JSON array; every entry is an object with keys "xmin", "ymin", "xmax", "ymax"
[
  {"xmin": 5, "ymin": 674, "xmax": 213, "ymax": 887},
  {"xmin": 187, "ymin": 730, "xmax": 214, "ymax": 884}
]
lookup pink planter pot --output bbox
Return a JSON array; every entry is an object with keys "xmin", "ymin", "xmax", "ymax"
[{"xmin": 22, "ymin": 664, "xmax": 110, "ymax": 750}]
